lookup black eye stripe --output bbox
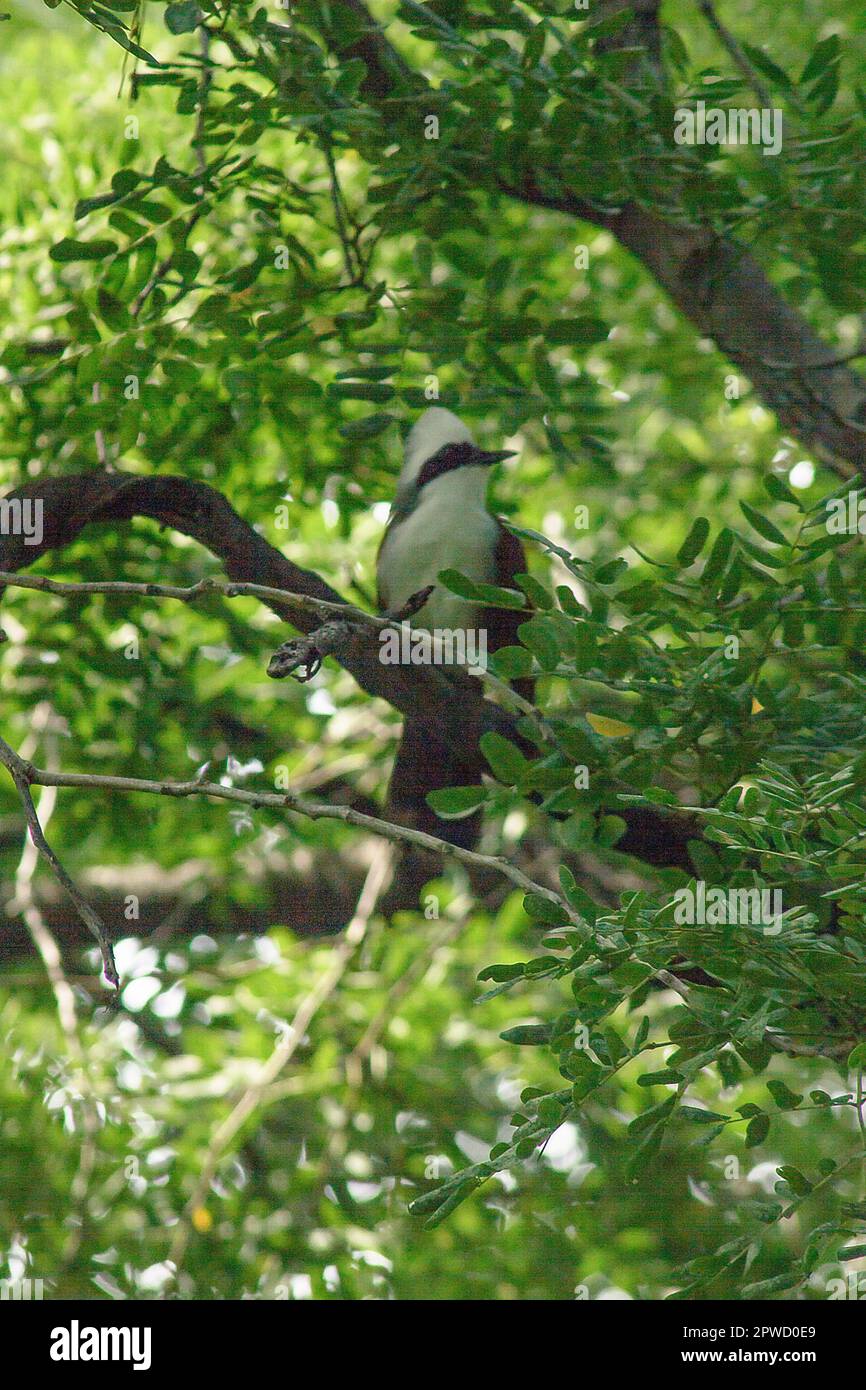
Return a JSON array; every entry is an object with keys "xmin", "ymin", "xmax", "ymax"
[{"xmin": 416, "ymin": 443, "xmax": 479, "ymax": 490}]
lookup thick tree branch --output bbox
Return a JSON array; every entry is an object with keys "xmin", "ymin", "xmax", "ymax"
[
  {"xmin": 0, "ymin": 472, "xmax": 478, "ymax": 734},
  {"xmin": 0, "ymin": 475, "xmax": 697, "ymax": 869},
  {"xmin": 0, "ymin": 848, "xmax": 371, "ymax": 963},
  {"xmin": 335, "ymin": 0, "xmax": 866, "ymax": 476}
]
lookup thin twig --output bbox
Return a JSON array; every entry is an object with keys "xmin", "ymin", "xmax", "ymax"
[
  {"xmin": 11, "ymin": 716, "xmax": 80, "ymax": 1032},
  {"xmin": 322, "ymin": 140, "xmax": 360, "ymax": 282},
  {"xmin": 0, "ymin": 735, "xmax": 118, "ymax": 986},
  {"xmin": 346, "ymin": 914, "xmax": 464, "ymax": 1079},
  {"xmin": 12, "ymin": 767, "xmax": 80, "ymax": 1035},
  {"xmin": 0, "ymin": 569, "xmax": 542, "ymax": 715},
  {"xmin": 0, "ymin": 569, "xmax": 386, "ymax": 629},
  {"xmin": 167, "ymin": 843, "xmax": 393, "ymax": 1276},
  {"xmin": 696, "ymin": 0, "xmax": 774, "ymax": 111},
  {"xmin": 129, "ymin": 25, "xmax": 211, "ymax": 318},
  {"xmin": 11, "ymin": 711, "xmax": 104, "ymax": 1267},
  {"xmin": 10, "ymin": 756, "xmax": 581, "ymax": 925},
  {"xmin": 194, "ymin": 26, "xmax": 211, "ymax": 184},
  {"xmin": 92, "ymin": 382, "xmax": 109, "ymax": 468},
  {"xmin": 129, "ymin": 209, "xmax": 204, "ymax": 318}
]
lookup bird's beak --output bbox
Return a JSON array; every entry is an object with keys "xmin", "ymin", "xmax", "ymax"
[{"xmin": 478, "ymin": 448, "xmax": 516, "ymax": 465}]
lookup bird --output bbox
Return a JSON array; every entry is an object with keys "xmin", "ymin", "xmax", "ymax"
[
  {"xmin": 376, "ymin": 407, "xmax": 531, "ymax": 891},
  {"xmin": 376, "ymin": 406, "xmax": 528, "ymax": 667}
]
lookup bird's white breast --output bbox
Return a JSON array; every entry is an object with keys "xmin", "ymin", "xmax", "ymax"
[{"xmin": 379, "ymin": 468, "xmax": 499, "ymax": 632}]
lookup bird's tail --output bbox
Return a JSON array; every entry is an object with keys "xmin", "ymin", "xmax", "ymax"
[{"xmin": 383, "ymin": 713, "xmax": 484, "ymax": 911}]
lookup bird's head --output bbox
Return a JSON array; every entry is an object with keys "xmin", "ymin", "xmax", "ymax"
[{"xmin": 395, "ymin": 407, "xmax": 515, "ymax": 503}]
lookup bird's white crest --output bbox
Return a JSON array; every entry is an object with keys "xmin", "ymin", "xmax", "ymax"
[{"xmin": 397, "ymin": 407, "xmax": 475, "ymax": 496}]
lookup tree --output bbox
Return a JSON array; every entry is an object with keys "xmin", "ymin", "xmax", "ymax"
[{"xmin": 2, "ymin": 0, "xmax": 866, "ymax": 1301}]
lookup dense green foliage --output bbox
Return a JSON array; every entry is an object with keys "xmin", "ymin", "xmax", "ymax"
[{"xmin": 3, "ymin": 0, "xmax": 866, "ymax": 1300}]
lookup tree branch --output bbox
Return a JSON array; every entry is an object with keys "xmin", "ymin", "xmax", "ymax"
[
  {"xmin": 0, "ymin": 735, "xmax": 118, "ymax": 986},
  {"xmin": 166, "ymin": 842, "xmax": 394, "ymax": 1281},
  {"xmin": 331, "ymin": 0, "xmax": 866, "ymax": 476},
  {"xmin": 0, "ymin": 472, "xmax": 700, "ymax": 870},
  {"xmin": 0, "ymin": 472, "xmax": 475, "ymax": 729},
  {"xmin": 14, "ymin": 756, "xmax": 586, "ymax": 928}
]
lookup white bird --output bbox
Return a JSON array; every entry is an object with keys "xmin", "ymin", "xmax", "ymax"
[{"xmin": 376, "ymin": 407, "xmax": 524, "ymax": 645}]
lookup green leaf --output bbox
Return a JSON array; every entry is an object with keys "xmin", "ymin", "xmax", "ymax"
[
  {"xmin": 556, "ymin": 586, "xmax": 586, "ymax": 616},
  {"xmin": 338, "ymin": 413, "xmax": 394, "ymax": 440},
  {"xmin": 663, "ymin": 26, "xmax": 689, "ymax": 74},
  {"xmin": 741, "ymin": 43, "xmax": 792, "ymax": 90},
  {"xmin": 594, "ymin": 558, "xmax": 628, "ymax": 585},
  {"xmin": 616, "ymin": 579, "xmax": 656, "ymax": 612},
  {"xmin": 487, "ymin": 316, "xmax": 541, "ymax": 343},
  {"xmin": 335, "ymin": 366, "xmax": 394, "ymax": 382},
  {"xmin": 739, "ymin": 501, "xmax": 788, "ymax": 546},
  {"xmin": 437, "ymin": 570, "xmax": 525, "ymax": 608},
  {"xmin": 533, "ymin": 345, "xmax": 559, "ymax": 398},
  {"xmin": 75, "ymin": 191, "xmax": 122, "ymax": 220},
  {"xmin": 766, "ymin": 1080, "xmax": 803, "ymax": 1111},
  {"xmin": 413, "ymin": 1178, "xmax": 481, "ymax": 1225},
  {"xmin": 425, "ymin": 785, "xmax": 486, "ymax": 818},
  {"xmin": 79, "ymin": 11, "xmax": 161, "ymax": 63},
  {"xmin": 490, "ymin": 645, "xmax": 534, "ymax": 679},
  {"xmin": 677, "ymin": 517, "xmax": 710, "ymax": 567},
  {"xmin": 625, "ymin": 1126, "xmax": 665, "ymax": 1181},
  {"xmin": 629, "ymin": 1095, "xmax": 677, "ymax": 1135},
  {"xmin": 702, "ymin": 528, "xmax": 734, "ymax": 586},
  {"xmin": 740, "ymin": 1271, "xmax": 802, "ymax": 1298},
  {"xmin": 558, "ymin": 866, "xmax": 598, "ymax": 924},
  {"xmin": 500, "ymin": 1024, "xmax": 551, "ymax": 1046},
  {"xmin": 764, "ymin": 473, "xmax": 801, "ymax": 507},
  {"xmin": 717, "ymin": 555, "xmax": 742, "ymax": 603},
  {"xmin": 745, "ymin": 1112, "xmax": 770, "ymax": 1147},
  {"xmin": 50, "ymin": 238, "xmax": 117, "ymax": 262},
  {"xmin": 545, "ymin": 317, "xmax": 609, "ymax": 346},
  {"xmin": 585, "ymin": 713, "xmax": 632, "ymax": 739},
  {"xmin": 515, "ymin": 572, "xmax": 553, "ymax": 609},
  {"xmin": 479, "ymin": 731, "xmax": 528, "ymax": 785},
  {"xmin": 328, "ymin": 382, "xmax": 395, "ymax": 403},
  {"xmin": 522, "ymin": 893, "xmax": 569, "ymax": 926},
  {"xmin": 96, "ymin": 289, "xmax": 128, "ymax": 331},
  {"xmin": 597, "ymin": 814, "xmax": 627, "ymax": 847},
  {"xmin": 517, "ymin": 617, "xmax": 560, "ymax": 671},
  {"xmin": 521, "ymin": 23, "xmax": 546, "ymax": 68},
  {"xmin": 485, "ymin": 255, "xmax": 512, "ymax": 295},
  {"xmin": 800, "ymin": 34, "xmax": 840, "ymax": 86},
  {"xmin": 478, "ymin": 963, "xmax": 526, "ymax": 985},
  {"xmin": 777, "ymin": 1165, "xmax": 813, "ymax": 1196}
]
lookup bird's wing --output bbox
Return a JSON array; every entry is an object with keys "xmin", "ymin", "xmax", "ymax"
[
  {"xmin": 375, "ymin": 522, "xmax": 393, "ymax": 613},
  {"xmin": 492, "ymin": 520, "xmax": 526, "ymax": 589},
  {"xmin": 484, "ymin": 521, "xmax": 527, "ymax": 651},
  {"xmin": 485, "ymin": 523, "xmax": 534, "ymax": 699}
]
